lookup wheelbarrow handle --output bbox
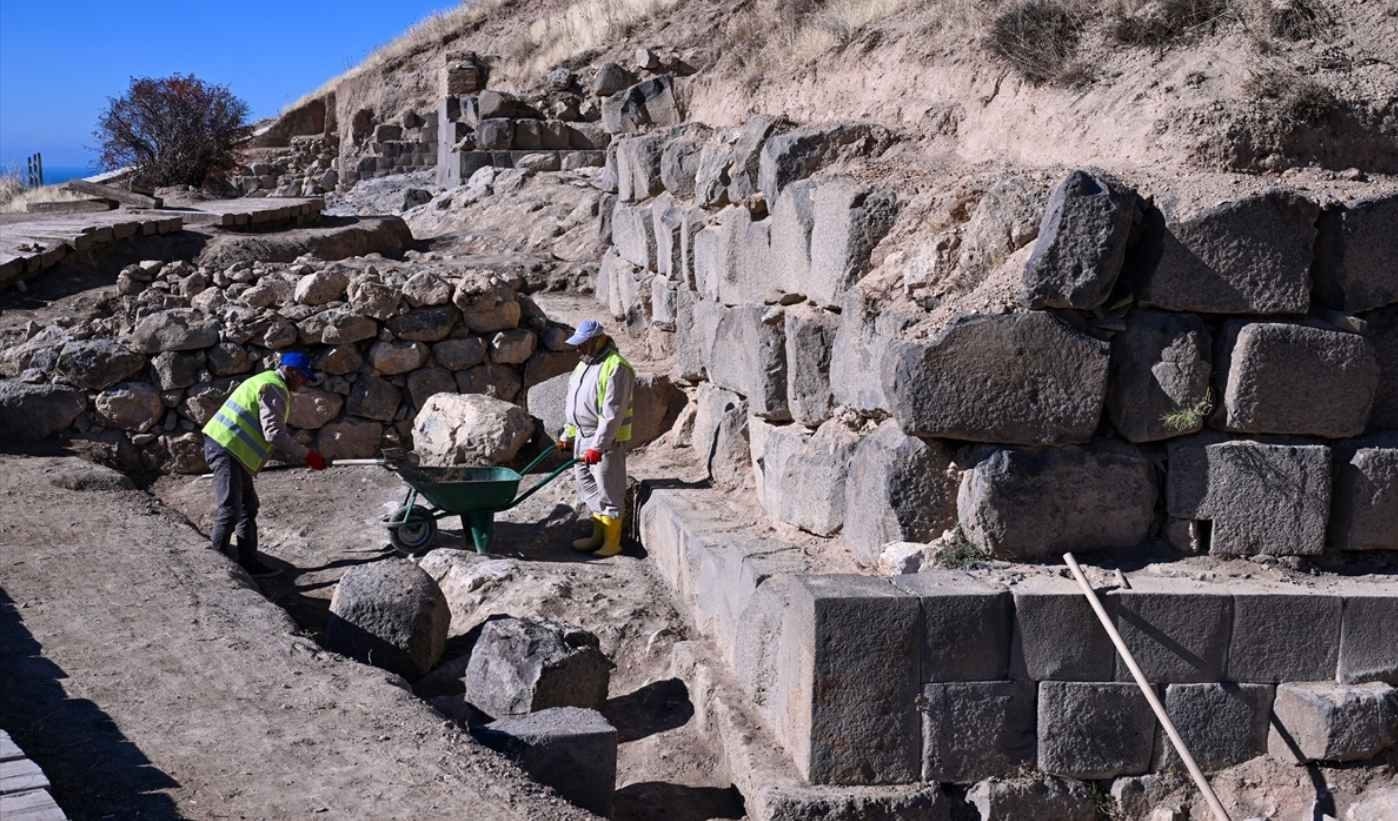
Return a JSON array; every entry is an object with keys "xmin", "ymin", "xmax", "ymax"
[
  {"xmin": 507, "ymin": 452, "xmax": 581, "ymax": 511},
  {"xmin": 517, "ymin": 442, "xmax": 561, "ymax": 476}
]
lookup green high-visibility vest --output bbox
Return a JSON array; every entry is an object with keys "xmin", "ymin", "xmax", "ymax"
[
  {"xmin": 565, "ymin": 349, "xmax": 634, "ymax": 443},
  {"xmin": 202, "ymin": 370, "xmax": 289, "ymax": 473}
]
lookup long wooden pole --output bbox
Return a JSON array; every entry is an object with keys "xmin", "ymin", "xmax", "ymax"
[{"xmin": 1062, "ymin": 552, "xmax": 1232, "ymax": 821}]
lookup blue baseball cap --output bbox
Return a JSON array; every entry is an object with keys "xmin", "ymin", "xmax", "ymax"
[
  {"xmin": 565, "ymin": 319, "xmax": 605, "ymax": 346},
  {"xmin": 279, "ymin": 351, "xmax": 319, "ymax": 383}
]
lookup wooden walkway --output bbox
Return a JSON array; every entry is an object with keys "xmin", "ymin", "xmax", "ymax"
[
  {"xmin": 0, "ymin": 197, "xmax": 324, "ymax": 291},
  {"xmin": 0, "ymin": 730, "xmax": 66, "ymax": 820}
]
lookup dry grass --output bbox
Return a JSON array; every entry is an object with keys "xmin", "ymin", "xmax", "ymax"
[
  {"xmin": 0, "ymin": 176, "xmax": 93, "ymax": 215},
  {"xmin": 491, "ymin": 0, "xmax": 683, "ymax": 86}
]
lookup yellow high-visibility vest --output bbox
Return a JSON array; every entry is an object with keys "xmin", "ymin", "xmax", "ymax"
[
  {"xmin": 202, "ymin": 370, "xmax": 289, "ymax": 473},
  {"xmin": 565, "ymin": 349, "xmax": 634, "ymax": 443}
]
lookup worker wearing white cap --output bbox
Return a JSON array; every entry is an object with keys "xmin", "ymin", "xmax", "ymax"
[{"xmin": 557, "ymin": 320, "xmax": 635, "ymax": 557}]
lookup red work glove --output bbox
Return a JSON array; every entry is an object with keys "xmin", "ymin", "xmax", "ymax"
[
  {"xmin": 305, "ymin": 451, "xmax": 326, "ymax": 471},
  {"xmin": 583, "ymin": 448, "xmax": 602, "ymax": 465}
]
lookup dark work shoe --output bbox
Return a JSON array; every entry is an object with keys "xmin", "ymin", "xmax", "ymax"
[{"xmin": 242, "ymin": 560, "xmax": 281, "ymax": 578}]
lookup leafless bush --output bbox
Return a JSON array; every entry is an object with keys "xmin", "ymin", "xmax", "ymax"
[
  {"xmin": 1108, "ymin": 0, "xmax": 1228, "ymax": 45},
  {"xmin": 1264, "ymin": 0, "xmax": 1328, "ymax": 40},
  {"xmin": 986, "ymin": 0, "xmax": 1086, "ymax": 84},
  {"xmin": 1242, "ymin": 66, "xmax": 1336, "ymax": 126},
  {"xmin": 0, "ymin": 164, "xmax": 25, "ymax": 210}
]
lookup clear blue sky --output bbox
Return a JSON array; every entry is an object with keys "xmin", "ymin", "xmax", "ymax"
[{"xmin": 0, "ymin": 0, "xmax": 464, "ymax": 173}]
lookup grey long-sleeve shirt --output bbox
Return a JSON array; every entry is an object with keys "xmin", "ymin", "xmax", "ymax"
[
  {"xmin": 564, "ymin": 347, "xmax": 635, "ymax": 452},
  {"xmin": 257, "ymin": 380, "xmax": 310, "ymax": 463}
]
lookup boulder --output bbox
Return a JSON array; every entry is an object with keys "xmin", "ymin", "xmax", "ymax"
[
  {"xmin": 316, "ymin": 418, "xmax": 384, "ymax": 460},
  {"xmin": 1213, "ymin": 320, "xmax": 1379, "ymax": 438},
  {"xmin": 208, "ymin": 342, "xmax": 255, "ymax": 377},
  {"xmin": 456, "ymin": 363, "xmax": 523, "ymax": 402},
  {"xmin": 843, "ymin": 421, "xmax": 957, "ymax": 566},
  {"xmin": 884, "ymin": 311, "xmax": 1110, "ymax": 446},
  {"xmin": 347, "ymin": 278, "xmax": 400, "ymax": 320},
  {"xmin": 1021, "ymin": 170, "xmax": 1138, "ymax": 310},
  {"xmin": 1105, "ymin": 310, "xmax": 1212, "ymax": 442},
  {"xmin": 288, "ymin": 388, "xmax": 344, "ymax": 430},
  {"xmin": 958, "ymin": 440, "xmax": 1158, "ymax": 560},
  {"xmin": 131, "ymin": 310, "xmax": 221, "ymax": 353},
  {"xmin": 149, "ymin": 351, "xmax": 202, "ymax": 391},
  {"xmin": 367, "ymin": 340, "xmax": 429, "ymax": 376},
  {"xmin": 55, "ymin": 340, "xmax": 146, "ymax": 391},
  {"xmin": 297, "ymin": 308, "xmax": 377, "ymax": 346},
  {"xmin": 386, "ymin": 307, "xmax": 458, "ymax": 342},
  {"xmin": 413, "ymin": 393, "xmax": 534, "ymax": 466},
  {"xmin": 433, "ymin": 337, "xmax": 488, "ymax": 371},
  {"xmin": 463, "ymin": 618, "xmax": 613, "ymax": 717},
  {"xmin": 591, "ymin": 62, "xmax": 635, "ymax": 97},
  {"xmin": 293, "ymin": 268, "xmax": 350, "ymax": 305},
  {"xmin": 316, "ymin": 344, "xmax": 364, "ymax": 376},
  {"xmin": 326, "ymin": 558, "xmax": 450, "ymax": 681},
  {"xmin": 347, "ymin": 375, "xmax": 402, "ymax": 422},
  {"xmin": 403, "ymin": 270, "xmax": 454, "ymax": 308},
  {"xmin": 1313, "ymin": 194, "xmax": 1398, "ymax": 314},
  {"xmin": 602, "ymin": 76, "xmax": 680, "ymax": 135},
  {"xmin": 807, "ymin": 181, "xmax": 898, "ymax": 308},
  {"xmin": 477, "ymin": 708, "xmax": 618, "ymax": 819},
  {"xmin": 1330, "ymin": 433, "xmax": 1398, "ymax": 551},
  {"xmin": 406, "ymin": 367, "xmax": 457, "ymax": 410},
  {"xmin": 1135, "ymin": 189, "xmax": 1319, "ymax": 314},
  {"xmin": 93, "ymin": 381, "xmax": 165, "ymax": 433},
  {"xmin": 179, "ymin": 379, "xmax": 235, "ymax": 426},
  {"xmin": 0, "ymin": 382, "xmax": 87, "ymax": 438},
  {"xmin": 453, "ymin": 272, "xmax": 522, "ymax": 334},
  {"xmin": 489, "ymin": 329, "xmax": 537, "ymax": 365}
]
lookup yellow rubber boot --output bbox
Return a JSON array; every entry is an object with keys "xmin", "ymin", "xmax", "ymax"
[
  {"xmin": 593, "ymin": 515, "xmax": 624, "ymax": 557},
  {"xmin": 571, "ymin": 516, "xmax": 604, "ymax": 551}
]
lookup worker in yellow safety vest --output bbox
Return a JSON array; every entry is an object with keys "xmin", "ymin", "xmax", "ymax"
[
  {"xmin": 557, "ymin": 320, "xmax": 635, "ymax": 558},
  {"xmin": 202, "ymin": 351, "xmax": 326, "ymax": 578}
]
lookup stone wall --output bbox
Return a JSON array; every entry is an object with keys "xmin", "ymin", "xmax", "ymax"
[{"xmin": 0, "ymin": 256, "xmax": 579, "ymax": 473}]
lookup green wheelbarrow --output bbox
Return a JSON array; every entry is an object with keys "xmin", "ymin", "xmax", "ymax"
[{"xmin": 382, "ymin": 444, "xmax": 578, "ymax": 556}]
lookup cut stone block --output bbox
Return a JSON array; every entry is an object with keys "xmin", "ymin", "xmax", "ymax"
[
  {"xmin": 1226, "ymin": 582, "xmax": 1341, "ymax": 683},
  {"xmin": 1330, "ymin": 433, "xmax": 1398, "ymax": 551},
  {"xmin": 1367, "ymin": 305, "xmax": 1398, "ymax": 430},
  {"xmin": 1268, "ymin": 681, "xmax": 1398, "ymax": 764},
  {"xmin": 771, "ymin": 574, "xmax": 921, "ymax": 785},
  {"xmin": 678, "ymin": 206, "xmax": 705, "ymax": 289},
  {"xmin": 612, "ymin": 200, "xmax": 657, "ymax": 270},
  {"xmin": 967, "ymin": 777, "xmax": 1096, "ymax": 821},
  {"xmin": 652, "ymin": 194, "xmax": 683, "ymax": 279},
  {"xmin": 770, "ymin": 180, "xmax": 817, "ymax": 297},
  {"xmin": 842, "ymin": 420, "xmax": 957, "ymax": 566},
  {"xmin": 921, "ymin": 680, "xmax": 1036, "ymax": 783},
  {"xmin": 326, "ymin": 558, "xmax": 450, "ymax": 681},
  {"xmin": 727, "ymin": 115, "xmax": 778, "ymax": 202},
  {"xmin": 707, "ymin": 304, "xmax": 789, "ymax": 420},
  {"xmin": 1038, "ymin": 681, "xmax": 1157, "ymax": 779},
  {"xmin": 614, "ymin": 133, "xmax": 665, "ymax": 202},
  {"xmin": 1105, "ymin": 309, "xmax": 1212, "ymax": 442},
  {"xmin": 1313, "ymin": 194, "xmax": 1398, "ymax": 314},
  {"xmin": 651, "ymin": 276, "xmax": 677, "ymax": 329},
  {"xmin": 478, "ymin": 707, "xmax": 617, "ymax": 818},
  {"xmin": 1158, "ymin": 683, "xmax": 1272, "ymax": 772},
  {"xmin": 1214, "ymin": 320, "xmax": 1379, "ymax": 438},
  {"xmin": 892, "ymin": 572, "xmax": 1012, "ymax": 683},
  {"xmin": 692, "ymin": 225, "xmax": 722, "ymax": 302},
  {"xmin": 716, "ymin": 206, "xmax": 754, "ymax": 306},
  {"xmin": 830, "ymin": 288, "xmax": 920, "ymax": 414},
  {"xmin": 660, "ymin": 135, "xmax": 704, "ymax": 200},
  {"xmin": 958, "ymin": 440, "xmax": 1158, "ymax": 560},
  {"xmin": 884, "ymin": 311, "xmax": 1110, "ymax": 446},
  {"xmin": 756, "ymin": 123, "xmax": 892, "ymax": 206},
  {"xmin": 784, "ymin": 303, "xmax": 839, "ymax": 428},
  {"xmin": 808, "ymin": 181, "xmax": 898, "ymax": 308},
  {"xmin": 1021, "ymin": 169, "xmax": 1138, "ymax": 310},
  {"xmin": 1135, "ymin": 189, "xmax": 1319, "ymax": 314},
  {"xmin": 750, "ymin": 417, "xmax": 808, "ymax": 528},
  {"xmin": 751, "ymin": 418, "xmax": 858, "ymax": 537},
  {"xmin": 694, "ymin": 132, "xmax": 735, "ymax": 209},
  {"xmin": 1009, "ymin": 576, "xmax": 1117, "ymax": 682},
  {"xmin": 673, "ymin": 286, "xmax": 706, "ymax": 381},
  {"xmin": 463, "ymin": 617, "xmax": 613, "ymax": 719},
  {"xmin": 1339, "ymin": 584, "xmax": 1398, "ymax": 685},
  {"xmin": 758, "ymin": 783, "xmax": 950, "ymax": 821},
  {"xmin": 1167, "ymin": 437, "xmax": 1331, "ymax": 556},
  {"xmin": 1109, "ymin": 577, "xmax": 1231, "ymax": 683},
  {"xmin": 476, "ymin": 118, "xmax": 514, "ymax": 150},
  {"xmin": 733, "ymin": 574, "xmax": 803, "ymax": 710}
]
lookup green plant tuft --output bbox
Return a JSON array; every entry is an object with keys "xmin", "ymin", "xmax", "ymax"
[
  {"xmin": 936, "ymin": 528, "xmax": 984, "ymax": 569},
  {"xmin": 1160, "ymin": 391, "xmax": 1214, "ymax": 432}
]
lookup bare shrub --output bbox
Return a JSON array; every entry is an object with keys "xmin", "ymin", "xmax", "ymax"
[
  {"xmin": 1108, "ymin": 0, "xmax": 1228, "ymax": 45},
  {"xmin": 95, "ymin": 74, "xmax": 250, "ymax": 187},
  {"xmin": 1242, "ymin": 66, "xmax": 1337, "ymax": 126},
  {"xmin": 1265, "ymin": 0, "xmax": 1328, "ymax": 40},
  {"xmin": 986, "ymin": 0, "xmax": 1086, "ymax": 84},
  {"xmin": 0, "ymin": 164, "xmax": 25, "ymax": 211}
]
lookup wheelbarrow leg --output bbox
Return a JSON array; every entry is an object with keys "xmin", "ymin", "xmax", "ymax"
[{"xmin": 464, "ymin": 512, "xmax": 494, "ymax": 555}]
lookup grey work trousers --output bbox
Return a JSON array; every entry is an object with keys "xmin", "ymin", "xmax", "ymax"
[
  {"xmin": 204, "ymin": 437, "xmax": 260, "ymax": 567},
  {"xmin": 573, "ymin": 447, "xmax": 627, "ymax": 520}
]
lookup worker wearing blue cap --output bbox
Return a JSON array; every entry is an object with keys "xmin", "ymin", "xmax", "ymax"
[
  {"xmin": 557, "ymin": 320, "xmax": 635, "ymax": 557},
  {"xmin": 202, "ymin": 351, "xmax": 327, "ymax": 578}
]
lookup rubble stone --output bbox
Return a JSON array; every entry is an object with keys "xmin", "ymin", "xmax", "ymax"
[
  {"xmin": 1106, "ymin": 310, "xmax": 1212, "ymax": 442},
  {"xmin": 326, "ymin": 557, "xmax": 449, "ymax": 681},
  {"xmin": 131, "ymin": 309, "xmax": 221, "ymax": 353},
  {"xmin": 1021, "ymin": 169, "xmax": 1137, "ymax": 310},
  {"xmin": 463, "ymin": 618, "xmax": 612, "ymax": 718}
]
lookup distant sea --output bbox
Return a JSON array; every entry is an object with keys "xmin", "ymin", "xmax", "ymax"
[{"xmin": 33, "ymin": 166, "xmax": 100, "ymax": 186}]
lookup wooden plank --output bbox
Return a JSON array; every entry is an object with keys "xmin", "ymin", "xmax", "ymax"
[
  {"xmin": 64, "ymin": 179, "xmax": 162, "ymax": 209},
  {"xmin": 0, "ymin": 788, "xmax": 69, "ymax": 821},
  {"xmin": 0, "ymin": 758, "xmax": 49, "ymax": 794},
  {"xmin": 0, "ymin": 731, "xmax": 21, "ymax": 762},
  {"xmin": 25, "ymin": 199, "xmax": 118, "ymax": 214}
]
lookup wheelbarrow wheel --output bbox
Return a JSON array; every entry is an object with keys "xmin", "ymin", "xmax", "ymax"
[{"xmin": 388, "ymin": 505, "xmax": 438, "ymax": 556}]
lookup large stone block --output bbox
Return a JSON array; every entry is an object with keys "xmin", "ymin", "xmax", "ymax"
[
  {"xmin": 1330, "ymin": 433, "xmax": 1398, "ymax": 551},
  {"xmin": 692, "ymin": 226, "xmax": 722, "ymax": 303},
  {"xmin": 1167, "ymin": 437, "xmax": 1331, "ymax": 556},
  {"xmin": 463, "ymin": 617, "xmax": 613, "ymax": 718},
  {"xmin": 688, "ymin": 297, "xmax": 724, "ymax": 382},
  {"xmin": 1370, "ymin": 305, "xmax": 1398, "ymax": 431},
  {"xmin": 1339, "ymin": 584, "xmax": 1398, "ymax": 685},
  {"xmin": 1106, "ymin": 309, "xmax": 1212, "ymax": 442},
  {"xmin": 1135, "ymin": 189, "xmax": 1319, "ymax": 314},
  {"xmin": 921, "ymin": 680, "xmax": 1036, "ymax": 783},
  {"xmin": 893, "ymin": 573, "xmax": 1012, "ymax": 682},
  {"xmin": 751, "ymin": 418, "xmax": 858, "ymax": 537},
  {"xmin": 966, "ymin": 777, "xmax": 1096, "ymax": 821},
  {"xmin": 678, "ymin": 207, "xmax": 705, "ymax": 289},
  {"xmin": 727, "ymin": 115, "xmax": 778, "ymax": 202},
  {"xmin": 673, "ymin": 286, "xmax": 706, "ymax": 381},
  {"xmin": 784, "ymin": 304, "xmax": 838, "ymax": 427},
  {"xmin": 759, "ymin": 784, "xmax": 950, "ymax": 821},
  {"xmin": 770, "ymin": 180, "xmax": 816, "ymax": 298},
  {"xmin": 475, "ymin": 118, "xmax": 514, "ymax": 150},
  {"xmin": 652, "ymin": 194, "xmax": 683, "ymax": 279},
  {"xmin": 1159, "ymin": 683, "xmax": 1272, "ymax": 771},
  {"xmin": 708, "ymin": 304, "xmax": 789, "ymax": 420},
  {"xmin": 477, "ymin": 707, "xmax": 617, "ymax": 819},
  {"xmin": 694, "ymin": 132, "xmax": 734, "ymax": 208},
  {"xmin": 1109, "ymin": 577, "xmax": 1231, "ymax": 683},
  {"xmin": 1313, "ymin": 194, "xmax": 1398, "ymax": 314},
  {"xmin": 1037, "ymin": 681, "xmax": 1157, "ymax": 779},
  {"xmin": 614, "ymin": 133, "xmax": 665, "ymax": 202},
  {"xmin": 1021, "ymin": 169, "xmax": 1138, "ymax": 311},
  {"xmin": 829, "ymin": 288, "xmax": 920, "ymax": 414},
  {"xmin": 602, "ymin": 75, "xmax": 680, "ymax": 136},
  {"xmin": 660, "ymin": 135, "xmax": 705, "ymax": 200},
  {"xmin": 711, "ymin": 206, "xmax": 754, "ymax": 306},
  {"xmin": 1268, "ymin": 681, "xmax": 1398, "ymax": 764},
  {"xmin": 772, "ymin": 574, "xmax": 921, "ymax": 785},
  {"xmin": 958, "ymin": 440, "xmax": 1158, "ymax": 560},
  {"xmin": 0, "ymin": 382, "xmax": 87, "ymax": 438},
  {"xmin": 1008, "ymin": 576, "xmax": 1116, "ymax": 682},
  {"xmin": 56, "ymin": 339, "xmax": 146, "ymax": 391},
  {"xmin": 1214, "ymin": 320, "xmax": 1379, "ymax": 438},
  {"xmin": 325, "ymin": 558, "xmax": 449, "ymax": 681},
  {"xmin": 1227, "ymin": 582, "xmax": 1341, "ymax": 683},
  {"xmin": 842, "ymin": 420, "xmax": 957, "ymax": 566},
  {"xmin": 808, "ymin": 182, "xmax": 898, "ymax": 308},
  {"xmin": 612, "ymin": 200, "xmax": 657, "ymax": 270},
  {"xmin": 884, "ymin": 311, "xmax": 1110, "ymax": 446},
  {"xmin": 757, "ymin": 123, "xmax": 893, "ymax": 206},
  {"xmin": 692, "ymin": 382, "xmax": 750, "ymax": 488}
]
